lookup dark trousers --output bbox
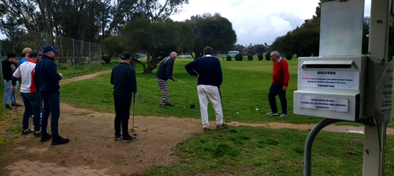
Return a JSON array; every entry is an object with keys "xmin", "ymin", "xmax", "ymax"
[
  {"xmin": 41, "ymin": 92, "xmax": 61, "ymax": 140},
  {"xmin": 268, "ymin": 83, "xmax": 287, "ymax": 115},
  {"xmin": 21, "ymin": 92, "xmax": 41, "ymax": 132},
  {"xmin": 114, "ymin": 95, "xmax": 132, "ymax": 137}
]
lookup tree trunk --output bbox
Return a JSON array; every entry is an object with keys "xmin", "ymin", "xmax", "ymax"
[
  {"xmin": 143, "ymin": 60, "xmax": 160, "ymax": 74},
  {"xmin": 130, "ymin": 59, "xmax": 146, "ymax": 71}
]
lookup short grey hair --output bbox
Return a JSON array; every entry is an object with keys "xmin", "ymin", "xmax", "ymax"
[
  {"xmin": 170, "ymin": 52, "xmax": 177, "ymax": 58},
  {"xmin": 271, "ymin": 51, "xmax": 280, "ymax": 57}
]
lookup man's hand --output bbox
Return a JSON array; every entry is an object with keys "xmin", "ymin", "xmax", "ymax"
[
  {"xmin": 11, "ymin": 86, "xmax": 16, "ymax": 92},
  {"xmin": 172, "ymin": 77, "xmax": 177, "ymax": 81},
  {"xmin": 283, "ymin": 86, "xmax": 288, "ymax": 91},
  {"xmin": 7, "ymin": 80, "xmax": 11, "ymax": 84},
  {"xmin": 219, "ymin": 86, "xmax": 221, "ymax": 91},
  {"xmin": 59, "ymin": 73, "xmax": 63, "ymax": 79},
  {"xmin": 196, "ymin": 74, "xmax": 199, "ymax": 78}
]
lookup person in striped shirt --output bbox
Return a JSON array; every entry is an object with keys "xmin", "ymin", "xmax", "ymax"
[{"xmin": 12, "ymin": 51, "xmax": 41, "ymax": 135}]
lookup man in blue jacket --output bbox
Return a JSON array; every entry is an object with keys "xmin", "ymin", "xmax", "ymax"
[
  {"xmin": 110, "ymin": 52, "xmax": 138, "ymax": 142},
  {"xmin": 185, "ymin": 46, "xmax": 228, "ymax": 131},
  {"xmin": 156, "ymin": 52, "xmax": 177, "ymax": 108},
  {"xmin": 34, "ymin": 45, "xmax": 69, "ymax": 145}
]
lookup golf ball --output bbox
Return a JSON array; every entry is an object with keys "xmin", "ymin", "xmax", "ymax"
[
  {"xmin": 237, "ymin": 112, "xmax": 239, "ymax": 114},
  {"xmin": 183, "ymin": 106, "xmax": 185, "ymax": 108},
  {"xmin": 256, "ymin": 108, "xmax": 259, "ymax": 111}
]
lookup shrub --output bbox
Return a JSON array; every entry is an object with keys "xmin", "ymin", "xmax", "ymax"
[
  {"xmin": 257, "ymin": 54, "xmax": 263, "ymax": 61},
  {"xmin": 247, "ymin": 55, "xmax": 253, "ymax": 61},
  {"xmin": 265, "ymin": 52, "xmax": 271, "ymax": 61},
  {"xmin": 226, "ymin": 55, "xmax": 232, "ymax": 61},
  {"xmin": 286, "ymin": 53, "xmax": 292, "ymax": 60},
  {"xmin": 235, "ymin": 53, "xmax": 243, "ymax": 61}
]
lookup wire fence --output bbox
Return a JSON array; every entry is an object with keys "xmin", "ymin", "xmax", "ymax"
[{"xmin": 0, "ymin": 24, "xmax": 102, "ymax": 83}]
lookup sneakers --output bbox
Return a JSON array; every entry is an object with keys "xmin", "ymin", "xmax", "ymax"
[
  {"xmin": 51, "ymin": 136, "xmax": 70, "ymax": 145},
  {"xmin": 115, "ymin": 135, "xmax": 123, "ymax": 141},
  {"xmin": 12, "ymin": 103, "xmax": 23, "ymax": 108},
  {"xmin": 34, "ymin": 131, "xmax": 41, "ymax": 137},
  {"xmin": 266, "ymin": 112, "xmax": 279, "ymax": 116},
  {"xmin": 216, "ymin": 123, "xmax": 228, "ymax": 129},
  {"xmin": 160, "ymin": 104, "xmax": 166, "ymax": 108},
  {"xmin": 22, "ymin": 128, "xmax": 32, "ymax": 135},
  {"xmin": 123, "ymin": 136, "xmax": 138, "ymax": 143},
  {"xmin": 165, "ymin": 103, "xmax": 175, "ymax": 106},
  {"xmin": 203, "ymin": 127, "xmax": 210, "ymax": 132},
  {"xmin": 41, "ymin": 134, "xmax": 52, "ymax": 142},
  {"xmin": 280, "ymin": 114, "xmax": 288, "ymax": 118},
  {"xmin": 4, "ymin": 105, "xmax": 12, "ymax": 110}
]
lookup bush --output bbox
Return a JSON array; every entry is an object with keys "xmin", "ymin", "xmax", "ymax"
[
  {"xmin": 235, "ymin": 53, "xmax": 243, "ymax": 61},
  {"xmin": 247, "ymin": 55, "xmax": 253, "ymax": 61},
  {"xmin": 265, "ymin": 52, "xmax": 271, "ymax": 61},
  {"xmin": 226, "ymin": 55, "xmax": 232, "ymax": 61},
  {"xmin": 257, "ymin": 54, "xmax": 263, "ymax": 61},
  {"xmin": 286, "ymin": 53, "xmax": 292, "ymax": 60}
]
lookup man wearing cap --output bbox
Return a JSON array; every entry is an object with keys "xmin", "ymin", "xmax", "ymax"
[
  {"xmin": 12, "ymin": 51, "xmax": 41, "ymax": 135},
  {"xmin": 156, "ymin": 52, "xmax": 177, "ymax": 108},
  {"xmin": 2, "ymin": 53, "xmax": 22, "ymax": 110},
  {"xmin": 18, "ymin": 47, "xmax": 32, "ymax": 66},
  {"xmin": 110, "ymin": 52, "xmax": 138, "ymax": 143},
  {"xmin": 34, "ymin": 45, "xmax": 69, "ymax": 145}
]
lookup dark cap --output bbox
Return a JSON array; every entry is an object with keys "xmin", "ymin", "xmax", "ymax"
[
  {"xmin": 42, "ymin": 45, "xmax": 58, "ymax": 53},
  {"xmin": 37, "ymin": 51, "xmax": 43, "ymax": 56},
  {"xmin": 119, "ymin": 52, "xmax": 131, "ymax": 60},
  {"xmin": 28, "ymin": 51, "xmax": 38, "ymax": 58}
]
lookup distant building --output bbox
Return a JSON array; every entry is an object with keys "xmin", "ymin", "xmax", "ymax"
[{"xmin": 224, "ymin": 50, "xmax": 239, "ymax": 58}]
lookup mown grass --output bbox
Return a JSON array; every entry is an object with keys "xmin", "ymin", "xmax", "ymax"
[
  {"xmin": 144, "ymin": 126, "xmax": 394, "ymax": 176},
  {"xmin": 0, "ymin": 83, "xmax": 15, "ymax": 147},
  {"xmin": 60, "ymin": 58, "xmax": 393, "ymax": 127},
  {"xmin": 57, "ymin": 60, "xmax": 118, "ymax": 79}
]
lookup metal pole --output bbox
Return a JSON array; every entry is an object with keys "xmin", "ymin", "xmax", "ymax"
[
  {"xmin": 304, "ymin": 119, "xmax": 341, "ymax": 176},
  {"xmin": 45, "ymin": 33, "xmax": 48, "ymax": 45},
  {"xmin": 363, "ymin": 0, "xmax": 392, "ymax": 175},
  {"xmin": 72, "ymin": 38, "xmax": 75, "ymax": 75},
  {"xmin": 89, "ymin": 42, "xmax": 91, "ymax": 69}
]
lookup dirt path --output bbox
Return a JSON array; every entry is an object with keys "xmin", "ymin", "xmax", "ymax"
[{"xmin": 1, "ymin": 70, "xmax": 393, "ymax": 176}]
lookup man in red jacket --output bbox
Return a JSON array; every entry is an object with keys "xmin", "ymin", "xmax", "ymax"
[{"xmin": 266, "ymin": 51, "xmax": 290, "ymax": 118}]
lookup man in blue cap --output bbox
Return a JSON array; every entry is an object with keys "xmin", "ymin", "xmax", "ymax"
[{"xmin": 34, "ymin": 45, "xmax": 69, "ymax": 145}]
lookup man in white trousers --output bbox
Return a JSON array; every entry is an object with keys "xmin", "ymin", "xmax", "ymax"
[{"xmin": 185, "ymin": 46, "xmax": 228, "ymax": 131}]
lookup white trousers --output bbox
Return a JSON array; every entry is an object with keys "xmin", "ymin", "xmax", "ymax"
[{"xmin": 197, "ymin": 85, "xmax": 223, "ymax": 128}]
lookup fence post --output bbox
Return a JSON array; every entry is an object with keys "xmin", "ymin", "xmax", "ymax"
[
  {"xmin": 45, "ymin": 33, "xmax": 48, "ymax": 45},
  {"xmin": 89, "ymin": 42, "xmax": 91, "ymax": 69},
  {"xmin": 72, "ymin": 38, "xmax": 75, "ymax": 75}
]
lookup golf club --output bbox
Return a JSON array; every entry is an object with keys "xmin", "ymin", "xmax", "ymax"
[
  {"xmin": 177, "ymin": 80, "xmax": 195, "ymax": 108},
  {"xmin": 14, "ymin": 92, "xmax": 20, "ymax": 130},
  {"xmin": 218, "ymin": 87, "xmax": 228, "ymax": 128},
  {"xmin": 131, "ymin": 92, "xmax": 137, "ymax": 136}
]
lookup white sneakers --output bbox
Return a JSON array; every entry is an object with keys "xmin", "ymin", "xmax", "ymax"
[{"xmin": 266, "ymin": 112, "xmax": 287, "ymax": 118}]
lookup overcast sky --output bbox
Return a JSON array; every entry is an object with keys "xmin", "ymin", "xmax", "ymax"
[{"xmin": 170, "ymin": 0, "xmax": 372, "ymax": 46}]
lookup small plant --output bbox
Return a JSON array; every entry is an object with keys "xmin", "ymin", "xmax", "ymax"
[
  {"xmin": 286, "ymin": 53, "xmax": 292, "ymax": 60},
  {"xmin": 257, "ymin": 53, "xmax": 263, "ymax": 61},
  {"xmin": 247, "ymin": 55, "xmax": 253, "ymax": 61},
  {"xmin": 226, "ymin": 55, "xmax": 232, "ymax": 61},
  {"xmin": 265, "ymin": 52, "xmax": 271, "ymax": 61},
  {"xmin": 235, "ymin": 53, "xmax": 243, "ymax": 61}
]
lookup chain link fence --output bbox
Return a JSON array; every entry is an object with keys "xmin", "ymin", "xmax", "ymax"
[{"xmin": 0, "ymin": 24, "xmax": 102, "ymax": 83}]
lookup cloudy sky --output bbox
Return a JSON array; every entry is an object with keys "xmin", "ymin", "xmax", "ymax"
[{"xmin": 170, "ymin": 0, "xmax": 372, "ymax": 46}]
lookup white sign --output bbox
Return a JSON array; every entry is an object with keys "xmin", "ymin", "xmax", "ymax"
[
  {"xmin": 299, "ymin": 96, "xmax": 349, "ymax": 113},
  {"xmin": 299, "ymin": 71, "xmax": 359, "ymax": 90}
]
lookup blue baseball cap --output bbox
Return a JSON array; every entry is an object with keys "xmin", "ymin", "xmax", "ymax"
[{"xmin": 42, "ymin": 45, "xmax": 58, "ymax": 53}]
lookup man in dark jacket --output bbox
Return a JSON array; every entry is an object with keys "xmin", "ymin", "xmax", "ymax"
[
  {"xmin": 156, "ymin": 52, "xmax": 177, "ymax": 108},
  {"xmin": 110, "ymin": 52, "xmax": 138, "ymax": 142},
  {"xmin": 34, "ymin": 45, "xmax": 69, "ymax": 145},
  {"xmin": 2, "ymin": 53, "xmax": 22, "ymax": 110},
  {"xmin": 185, "ymin": 46, "xmax": 227, "ymax": 131}
]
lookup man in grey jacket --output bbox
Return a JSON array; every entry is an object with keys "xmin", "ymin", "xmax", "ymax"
[{"xmin": 156, "ymin": 52, "xmax": 177, "ymax": 108}]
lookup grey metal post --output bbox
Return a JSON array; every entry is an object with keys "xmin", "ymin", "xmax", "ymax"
[
  {"xmin": 304, "ymin": 119, "xmax": 341, "ymax": 176},
  {"xmin": 45, "ymin": 33, "xmax": 47, "ymax": 45},
  {"xmin": 363, "ymin": 0, "xmax": 392, "ymax": 175},
  {"xmin": 89, "ymin": 42, "xmax": 91, "ymax": 69},
  {"xmin": 72, "ymin": 38, "xmax": 75, "ymax": 74}
]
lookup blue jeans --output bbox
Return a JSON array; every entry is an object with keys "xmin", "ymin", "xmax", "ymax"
[
  {"xmin": 21, "ymin": 92, "xmax": 41, "ymax": 131},
  {"xmin": 4, "ymin": 80, "xmax": 19, "ymax": 105},
  {"xmin": 41, "ymin": 92, "xmax": 61, "ymax": 141},
  {"xmin": 268, "ymin": 83, "xmax": 287, "ymax": 115}
]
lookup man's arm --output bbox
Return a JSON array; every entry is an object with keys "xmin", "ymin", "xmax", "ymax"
[
  {"xmin": 33, "ymin": 66, "xmax": 40, "ymax": 90},
  {"xmin": 130, "ymin": 69, "xmax": 137, "ymax": 93},
  {"xmin": 185, "ymin": 61, "xmax": 198, "ymax": 77},
  {"xmin": 216, "ymin": 60, "xmax": 223, "ymax": 86},
  {"xmin": 12, "ymin": 66, "xmax": 21, "ymax": 86},
  {"xmin": 47, "ymin": 63, "xmax": 62, "ymax": 81},
  {"xmin": 110, "ymin": 68, "xmax": 114, "ymax": 85},
  {"xmin": 165, "ymin": 60, "xmax": 174, "ymax": 80}
]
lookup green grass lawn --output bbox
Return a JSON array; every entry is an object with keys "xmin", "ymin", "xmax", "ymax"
[
  {"xmin": 60, "ymin": 58, "xmax": 392, "ymax": 127},
  {"xmin": 145, "ymin": 126, "xmax": 394, "ymax": 176}
]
